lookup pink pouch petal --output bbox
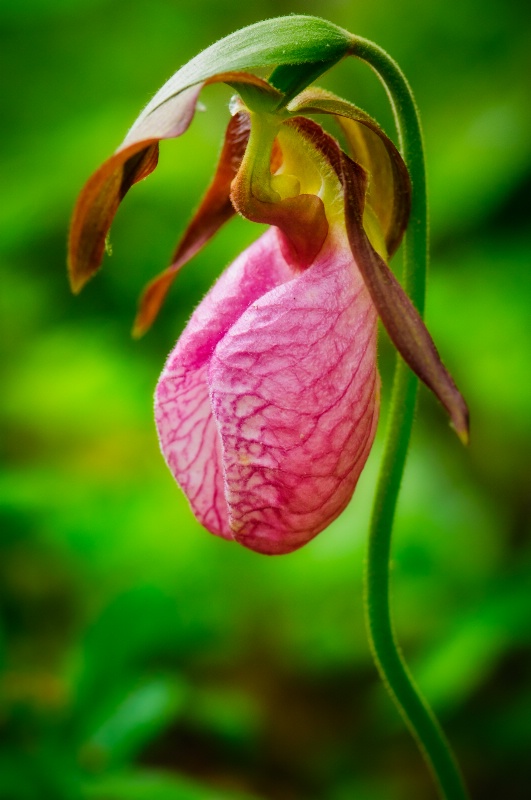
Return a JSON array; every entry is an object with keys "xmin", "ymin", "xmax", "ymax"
[
  {"xmin": 155, "ymin": 229, "xmax": 294, "ymax": 538},
  {"xmin": 209, "ymin": 229, "xmax": 380, "ymax": 555}
]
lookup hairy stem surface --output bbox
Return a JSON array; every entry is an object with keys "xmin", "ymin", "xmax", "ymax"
[{"xmin": 351, "ymin": 37, "xmax": 469, "ymax": 800}]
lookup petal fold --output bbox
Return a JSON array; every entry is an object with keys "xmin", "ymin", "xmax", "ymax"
[
  {"xmin": 230, "ymin": 117, "xmax": 330, "ymax": 268},
  {"xmin": 155, "ymin": 229, "xmax": 294, "ymax": 539},
  {"xmin": 209, "ymin": 229, "xmax": 379, "ymax": 554},
  {"xmin": 230, "ymin": 175, "xmax": 329, "ymax": 269}
]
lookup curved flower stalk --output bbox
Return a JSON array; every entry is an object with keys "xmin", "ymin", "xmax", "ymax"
[{"xmin": 68, "ymin": 15, "xmax": 471, "ymax": 800}]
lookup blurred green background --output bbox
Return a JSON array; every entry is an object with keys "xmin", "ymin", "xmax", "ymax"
[{"xmin": 1, "ymin": 0, "xmax": 530, "ymax": 798}]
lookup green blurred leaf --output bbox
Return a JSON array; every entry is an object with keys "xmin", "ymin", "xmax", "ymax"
[
  {"xmin": 188, "ymin": 686, "xmax": 260, "ymax": 750},
  {"xmin": 83, "ymin": 769, "xmax": 257, "ymax": 800},
  {"xmin": 429, "ymin": 92, "xmax": 531, "ymax": 237},
  {"xmin": 0, "ymin": 745, "xmax": 83, "ymax": 800},
  {"xmin": 73, "ymin": 586, "xmax": 189, "ymax": 736},
  {"xmin": 414, "ymin": 564, "xmax": 531, "ymax": 711},
  {"xmin": 80, "ymin": 676, "xmax": 188, "ymax": 769}
]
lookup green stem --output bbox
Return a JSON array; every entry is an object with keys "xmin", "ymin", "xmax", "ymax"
[{"xmin": 350, "ymin": 38, "xmax": 469, "ymax": 800}]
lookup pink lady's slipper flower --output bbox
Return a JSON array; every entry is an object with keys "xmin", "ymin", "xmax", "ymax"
[{"xmin": 68, "ymin": 16, "xmax": 468, "ymax": 554}]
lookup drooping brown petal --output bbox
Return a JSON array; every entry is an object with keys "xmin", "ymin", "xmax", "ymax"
[
  {"xmin": 286, "ymin": 116, "xmax": 468, "ymax": 443},
  {"xmin": 68, "ymin": 138, "xmax": 161, "ymax": 294},
  {"xmin": 133, "ymin": 111, "xmax": 251, "ymax": 337},
  {"xmin": 288, "ymin": 88, "xmax": 411, "ymax": 258},
  {"xmin": 340, "ymin": 152, "xmax": 469, "ymax": 443},
  {"xmin": 68, "ymin": 73, "xmax": 282, "ymax": 294},
  {"xmin": 67, "ymin": 85, "xmax": 200, "ymax": 295}
]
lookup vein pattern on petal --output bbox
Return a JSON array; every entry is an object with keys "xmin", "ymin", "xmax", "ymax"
[
  {"xmin": 209, "ymin": 229, "xmax": 379, "ymax": 555},
  {"xmin": 155, "ymin": 229, "xmax": 294, "ymax": 538}
]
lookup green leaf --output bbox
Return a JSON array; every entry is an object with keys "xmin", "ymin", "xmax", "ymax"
[
  {"xmin": 80, "ymin": 677, "xmax": 188, "ymax": 769},
  {"xmin": 137, "ymin": 16, "xmax": 350, "ymax": 124}
]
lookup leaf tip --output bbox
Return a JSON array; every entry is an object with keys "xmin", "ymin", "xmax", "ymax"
[
  {"xmin": 67, "ymin": 263, "xmax": 89, "ymax": 295},
  {"xmin": 451, "ymin": 401, "xmax": 470, "ymax": 446},
  {"xmin": 131, "ymin": 315, "xmax": 148, "ymax": 339}
]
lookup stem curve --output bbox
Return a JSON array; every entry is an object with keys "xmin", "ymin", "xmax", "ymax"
[{"xmin": 350, "ymin": 38, "xmax": 469, "ymax": 800}]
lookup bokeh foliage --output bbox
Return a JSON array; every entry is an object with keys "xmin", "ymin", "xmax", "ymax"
[{"xmin": 1, "ymin": 0, "xmax": 530, "ymax": 798}]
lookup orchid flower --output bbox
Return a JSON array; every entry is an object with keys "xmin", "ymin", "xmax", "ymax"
[{"xmin": 68, "ymin": 16, "xmax": 468, "ymax": 556}]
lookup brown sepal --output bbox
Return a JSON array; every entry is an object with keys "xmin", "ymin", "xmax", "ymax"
[
  {"xmin": 132, "ymin": 111, "xmax": 251, "ymax": 337},
  {"xmin": 68, "ymin": 139, "xmax": 161, "ymax": 294},
  {"xmin": 286, "ymin": 116, "xmax": 468, "ymax": 442},
  {"xmin": 68, "ymin": 73, "xmax": 281, "ymax": 295},
  {"xmin": 340, "ymin": 152, "xmax": 469, "ymax": 443},
  {"xmin": 288, "ymin": 88, "xmax": 411, "ymax": 258}
]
